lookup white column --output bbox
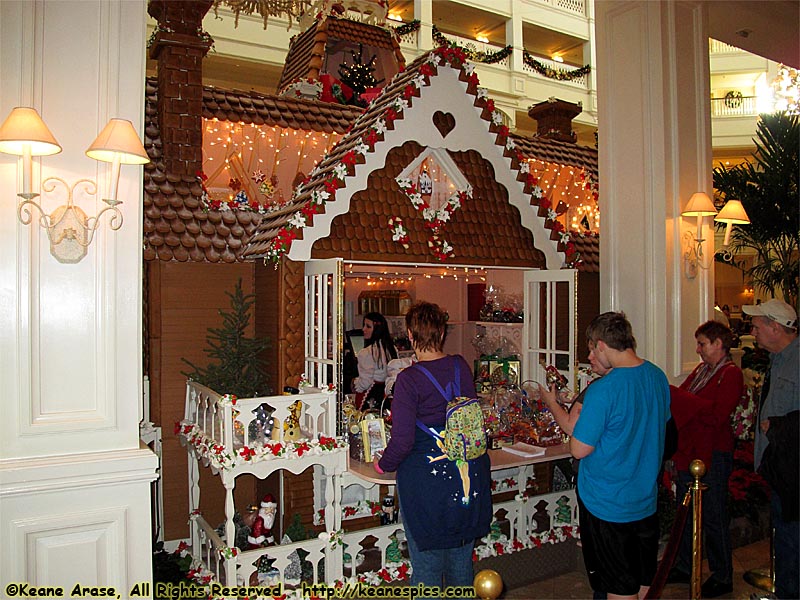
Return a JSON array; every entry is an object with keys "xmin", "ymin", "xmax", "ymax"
[
  {"xmin": 0, "ymin": 0, "xmax": 157, "ymax": 590},
  {"xmin": 414, "ymin": 0, "xmax": 433, "ymax": 52},
  {"xmin": 595, "ymin": 1, "xmax": 714, "ymax": 380},
  {"xmin": 507, "ymin": 6, "xmax": 524, "ymax": 75}
]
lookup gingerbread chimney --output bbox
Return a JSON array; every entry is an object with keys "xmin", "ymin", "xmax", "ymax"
[
  {"xmin": 147, "ymin": 0, "xmax": 214, "ymax": 176},
  {"xmin": 527, "ymin": 98, "xmax": 582, "ymax": 144}
]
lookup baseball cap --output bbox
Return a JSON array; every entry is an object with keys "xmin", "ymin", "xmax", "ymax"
[{"xmin": 742, "ymin": 299, "xmax": 798, "ymax": 329}]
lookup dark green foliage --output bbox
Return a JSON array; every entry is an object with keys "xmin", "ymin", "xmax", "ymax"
[
  {"xmin": 713, "ymin": 112, "xmax": 799, "ymax": 307},
  {"xmin": 182, "ymin": 278, "xmax": 271, "ymax": 397},
  {"xmin": 152, "ymin": 542, "xmax": 191, "ymax": 590},
  {"xmin": 285, "ymin": 512, "xmax": 313, "ymax": 542}
]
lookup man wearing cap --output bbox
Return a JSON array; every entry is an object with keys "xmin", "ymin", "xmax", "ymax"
[{"xmin": 742, "ymin": 298, "xmax": 799, "ymax": 599}]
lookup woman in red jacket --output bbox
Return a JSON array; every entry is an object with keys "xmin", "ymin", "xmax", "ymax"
[{"xmin": 668, "ymin": 320, "xmax": 744, "ymax": 597}]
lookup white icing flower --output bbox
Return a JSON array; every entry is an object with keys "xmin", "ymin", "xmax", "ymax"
[
  {"xmin": 289, "ymin": 212, "xmax": 307, "ymax": 229},
  {"xmin": 422, "ymin": 207, "xmax": 437, "ymax": 221},
  {"xmin": 393, "ymin": 97, "xmax": 409, "ymax": 111},
  {"xmin": 519, "ymin": 161, "xmax": 530, "ymax": 174},
  {"xmin": 436, "ymin": 209, "xmax": 451, "ymax": 223},
  {"xmin": 547, "ymin": 209, "xmax": 558, "ymax": 221},
  {"xmin": 354, "ymin": 142, "xmax": 369, "ymax": 155},
  {"xmin": 413, "ymin": 74, "xmax": 426, "ymax": 88},
  {"xmin": 477, "ymin": 87, "xmax": 488, "ymax": 99},
  {"xmin": 427, "ymin": 53, "xmax": 441, "ymax": 65},
  {"xmin": 506, "ymin": 139, "xmax": 516, "ymax": 150},
  {"xmin": 409, "ymin": 193, "xmax": 424, "ymax": 208},
  {"xmin": 491, "ymin": 111, "xmax": 504, "ymax": 125},
  {"xmin": 532, "ymin": 185, "xmax": 543, "ymax": 198},
  {"xmin": 374, "ymin": 119, "xmax": 387, "ymax": 134},
  {"xmin": 311, "ymin": 189, "xmax": 330, "ymax": 204},
  {"xmin": 560, "ymin": 232, "xmax": 571, "ymax": 243},
  {"xmin": 333, "ymin": 163, "xmax": 348, "ymax": 180},
  {"xmin": 395, "ymin": 177, "xmax": 411, "ymax": 189}
]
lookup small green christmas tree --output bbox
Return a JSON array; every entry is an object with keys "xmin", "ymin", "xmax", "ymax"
[
  {"xmin": 182, "ymin": 278, "xmax": 271, "ymax": 397},
  {"xmin": 285, "ymin": 513, "xmax": 309, "ymax": 542}
]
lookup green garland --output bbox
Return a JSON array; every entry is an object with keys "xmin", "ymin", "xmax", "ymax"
[
  {"xmin": 522, "ymin": 50, "xmax": 590, "ymax": 81},
  {"xmin": 431, "ymin": 25, "xmax": 512, "ymax": 65},
  {"xmin": 393, "ymin": 19, "xmax": 420, "ymax": 38}
]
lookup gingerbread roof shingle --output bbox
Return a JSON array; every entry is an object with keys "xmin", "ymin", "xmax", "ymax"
[
  {"xmin": 243, "ymin": 49, "xmax": 586, "ymax": 268},
  {"xmin": 143, "ymin": 78, "xmax": 363, "ymax": 262},
  {"xmin": 309, "ymin": 141, "xmax": 546, "ymax": 267},
  {"xmin": 570, "ymin": 232, "xmax": 600, "ymax": 273},
  {"xmin": 511, "ymin": 133, "xmax": 598, "ymax": 181}
]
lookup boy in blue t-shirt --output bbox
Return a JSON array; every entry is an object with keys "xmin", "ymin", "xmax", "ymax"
[{"xmin": 571, "ymin": 312, "xmax": 670, "ymax": 599}]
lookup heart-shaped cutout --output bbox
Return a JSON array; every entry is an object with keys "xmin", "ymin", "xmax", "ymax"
[{"xmin": 433, "ymin": 111, "xmax": 456, "ymax": 138}]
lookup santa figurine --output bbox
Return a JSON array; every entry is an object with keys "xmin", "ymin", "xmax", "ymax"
[{"xmin": 247, "ymin": 494, "xmax": 278, "ymax": 549}]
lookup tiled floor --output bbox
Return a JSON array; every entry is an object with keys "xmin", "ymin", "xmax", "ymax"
[{"xmin": 503, "ymin": 538, "xmax": 772, "ymax": 599}]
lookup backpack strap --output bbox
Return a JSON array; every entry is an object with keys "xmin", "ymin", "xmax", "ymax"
[
  {"xmin": 415, "ymin": 358, "xmax": 460, "ymax": 400},
  {"xmin": 415, "ymin": 357, "xmax": 460, "ymax": 439}
]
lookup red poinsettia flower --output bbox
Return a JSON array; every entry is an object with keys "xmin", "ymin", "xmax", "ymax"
[
  {"xmin": 341, "ymin": 151, "xmax": 357, "ymax": 167},
  {"xmin": 174, "ymin": 421, "xmax": 181, "ymax": 435},
  {"xmin": 239, "ymin": 446, "xmax": 255, "ymax": 460},
  {"xmin": 498, "ymin": 125, "xmax": 509, "ymax": 137},
  {"xmin": 378, "ymin": 569, "xmax": 392, "ymax": 582},
  {"xmin": 324, "ymin": 178, "xmax": 341, "ymax": 195},
  {"xmin": 419, "ymin": 63, "xmax": 435, "ymax": 77},
  {"xmin": 402, "ymin": 84, "xmax": 415, "ymax": 100},
  {"xmin": 269, "ymin": 442, "xmax": 283, "ymax": 456},
  {"xmin": 493, "ymin": 542, "xmax": 505, "ymax": 555},
  {"xmin": 486, "ymin": 99, "xmax": 495, "ymax": 112},
  {"xmin": 362, "ymin": 129, "xmax": 379, "ymax": 148},
  {"xmin": 396, "ymin": 563, "xmax": 410, "ymax": 580},
  {"xmin": 295, "ymin": 441, "xmax": 310, "ymax": 457},
  {"xmin": 385, "ymin": 107, "xmax": 398, "ymax": 123}
]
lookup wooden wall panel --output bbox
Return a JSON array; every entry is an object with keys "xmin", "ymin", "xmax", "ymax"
[{"xmin": 148, "ymin": 261, "xmax": 257, "ymax": 540}]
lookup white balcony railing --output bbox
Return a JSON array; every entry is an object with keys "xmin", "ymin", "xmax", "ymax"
[
  {"xmin": 438, "ymin": 31, "xmax": 511, "ymax": 68},
  {"xmin": 553, "ymin": 0, "xmax": 586, "ymax": 16},
  {"xmin": 522, "ymin": 55, "xmax": 589, "ymax": 87},
  {"xmin": 709, "ymin": 39, "xmax": 744, "ymax": 55},
  {"xmin": 711, "ymin": 96, "xmax": 757, "ymax": 117}
]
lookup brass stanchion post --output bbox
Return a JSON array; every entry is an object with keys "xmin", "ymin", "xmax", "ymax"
[
  {"xmin": 690, "ymin": 459, "xmax": 708, "ymax": 600},
  {"xmin": 743, "ymin": 524, "xmax": 775, "ymax": 592}
]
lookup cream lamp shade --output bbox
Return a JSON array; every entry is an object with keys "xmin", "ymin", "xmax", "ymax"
[
  {"xmin": 681, "ymin": 192, "xmax": 717, "ymax": 217},
  {"xmin": 85, "ymin": 118, "xmax": 149, "ymax": 165},
  {"xmin": 715, "ymin": 199, "xmax": 750, "ymax": 245},
  {"xmin": 681, "ymin": 192, "xmax": 717, "ymax": 242},
  {"xmin": 0, "ymin": 107, "xmax": 62, "ymax": 156}
]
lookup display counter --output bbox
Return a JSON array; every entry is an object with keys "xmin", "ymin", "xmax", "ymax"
[{"xmin": 346, "ymin": 443, "xmax": 571, "ymax": 484}]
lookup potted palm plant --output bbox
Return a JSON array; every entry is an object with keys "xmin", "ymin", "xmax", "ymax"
[{"xmin": 713, "ymin": 112, "xmax": 799, "ymax": 309}]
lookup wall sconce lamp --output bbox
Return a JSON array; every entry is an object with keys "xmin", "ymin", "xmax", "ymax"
[
  {"xmin": 681, "ymin": 192, "xmax": 751, "ymax": 278},
  {"xmin": 714, "ymin": 199, "xmax": 750, "ymax": 260},
  {"xmin": 0, "ymin": 107, "xmax": 149, "ymax": 263},
  {"xmin": 681, "ymin": 192, "xmax": 718, "ymax": 279}
]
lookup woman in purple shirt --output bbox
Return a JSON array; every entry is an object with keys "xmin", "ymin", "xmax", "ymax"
[{"xmin": 374, "ymin": 302, "xmax": 491, "ymax": 592}]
